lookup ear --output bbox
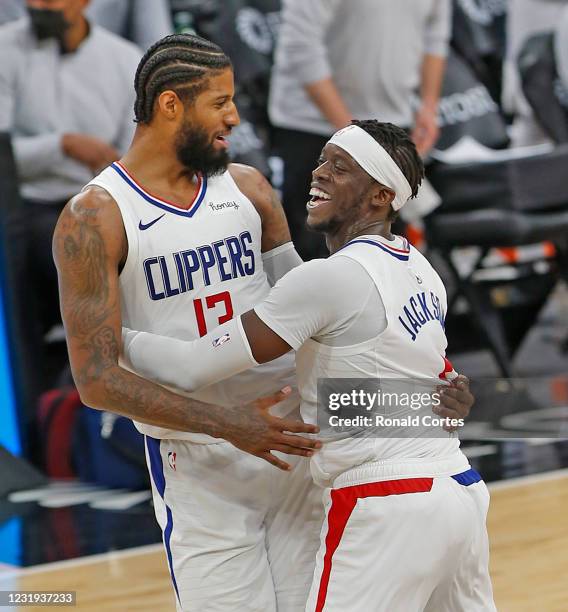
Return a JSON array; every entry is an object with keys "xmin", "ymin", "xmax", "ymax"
[
  {"xmin": 370, "ymin": 183, "xmax": 395, "ymax": 210},
  {"xmin": 156, "ymin": 90, "xmax": 184, "ymax": 121}
]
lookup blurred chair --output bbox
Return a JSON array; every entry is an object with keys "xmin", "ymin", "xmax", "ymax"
[{"xmin": 427, "ymin": 145, "xmax": 568, "ymax": 376}]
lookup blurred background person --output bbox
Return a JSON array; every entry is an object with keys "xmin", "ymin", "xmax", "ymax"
[
  {"xmin": 554, "ymin": 4, "xmax": 568, "ymax": 95},
  {"xmin": 86, "ymin": 0, "xmax": 173, "ymax": 50},
  {"xmin": 502, "ymin": 0, "xmax": 568, "ymax": 146},
  {"xmin": 0, "ymin": 0, "xmax": 25, "ymax": 25},
  {"xmin": 0, "ymin": 0, "xmax": 141, "ymax": 437},
  {"xmin": 0, "ymin": 0, "xmax": 173, "ymax": 47},
  {"xmin": 269, "ymin": 0, "xmax": 451, "ymax": 260}
]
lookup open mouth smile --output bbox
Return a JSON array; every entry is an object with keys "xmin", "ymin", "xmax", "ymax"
[
  {"xmin": 214, "ymin": 134, "xmax": 230, "ymax": 149},
  {"xmin": 307, "ymin": 187, "xmax": 332, "ymax": 210}
]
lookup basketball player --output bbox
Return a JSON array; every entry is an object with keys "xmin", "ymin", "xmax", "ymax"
[
  {"xmin": 54, "ymin": 34, "xmax": 324, "ymax": 612},
  {"xmin": 122, "ymin": 121, "xmax": 495, "ymax": 611}
]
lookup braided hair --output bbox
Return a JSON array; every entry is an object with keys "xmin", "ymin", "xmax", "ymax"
[{"xmin": 134, "ymin": 34, "xmax": 232, "ymax": 124}]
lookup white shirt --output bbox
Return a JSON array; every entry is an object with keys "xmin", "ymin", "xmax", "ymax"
[{"xmin": 0, "ymin": 18, "xmax": 141, "ymax": 202}]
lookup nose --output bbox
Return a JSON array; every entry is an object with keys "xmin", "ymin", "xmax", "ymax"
[
  {"xmin": 226, "ymin": 102, "xmax": 240, "ymax": 128},
  {"xmin": 312, "ymin": 160, "xmax": 330, "ymax": 181}
]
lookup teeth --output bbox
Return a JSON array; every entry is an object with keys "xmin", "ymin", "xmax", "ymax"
[{"xmin": 309, "ymin": 188, "xmax": 331, "ymax": 200}]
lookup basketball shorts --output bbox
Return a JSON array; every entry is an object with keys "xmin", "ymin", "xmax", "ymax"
[
  {"xmin": 145, "ymin": 437, "xmax": 324, "ymax": 612},
  {"xmin": 306, "ymin": 462, "xmax": 496, "ymax": 612}
]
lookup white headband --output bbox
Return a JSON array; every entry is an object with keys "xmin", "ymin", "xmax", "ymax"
[{"xmin": 328, "ymin": 125, "xmax": 412, "ymax": 211}]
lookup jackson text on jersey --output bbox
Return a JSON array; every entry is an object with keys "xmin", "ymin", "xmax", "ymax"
[{"xmin": 398, "ymin": 290, "xmax": 445, "ymax": 341}]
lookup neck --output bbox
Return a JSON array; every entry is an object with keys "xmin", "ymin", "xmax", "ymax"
[
  {"xmin": 62, "ymin": 15, "xmax": 89, "ymax": 52},
  {"xmin": 326, "ymin": 218, "xmax": 393, "ymax": 254},
  {"xmin": 121, "ymin": 127, "xmax": 199, "ymax": 189}
]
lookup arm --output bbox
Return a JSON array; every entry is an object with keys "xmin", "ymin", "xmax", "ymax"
[
  {"xmin": 113, "ymin": 49, "xmax": 141, "ymax": 156},
  {"xmin": 0, "ymin": 49, "xmax": 65, "ymax": 179},
  {"xmin": 229, "ymin": 163, "xmax": 303, "ymax": 284},
  {"xmin": 131, "ymin": 0, "xmax": 174, "ymax": 51},
  {"xmin": 124, "ymin": 260, "xmax": 339, "ymax": 389},
  {"xmin": 125, "ymin": 258, "xmax": 476, "ymax": 423},
  {"xmin": 0, "ymin": 51, "xmax": 118, "ymax": 178},
  {"xmin": 278, "ymin": 0, "xmax": 349, "ymax": 128},
  {"xmin": 412, "ymin": 0, "xmax": 452, "ymax": 156},
  {"xmin": 54, "ymin": 187, "xmax": 319, "ymax": 469},
  {"xmin": 304, "ymin": 78, "xmax": 352, "ymax": 130},
  {"xmin": 411, "ymin": 54, "xmax": 446, "ymax": 156}
]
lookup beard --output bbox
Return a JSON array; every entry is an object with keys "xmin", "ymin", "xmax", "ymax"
[
  {"xmin": 175, "ymin": 121, "xmax": 230, "ymax": 178},
  {"xmin": 306, "ymin": 215, "xmax": 340, "ymax": 234},
  {"xmin": 306, "ymin": 197, "xmax": 364, "ymax": 235}
]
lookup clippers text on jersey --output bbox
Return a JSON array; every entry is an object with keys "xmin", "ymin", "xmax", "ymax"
[{"xmin": 143, "ymin": 231, "xmax": 255, "ymax": 301}]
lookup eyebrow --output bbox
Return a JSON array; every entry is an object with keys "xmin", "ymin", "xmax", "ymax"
[{"xmin": 330, "ymin": 149, "xmax": 356, "ymax": 167}]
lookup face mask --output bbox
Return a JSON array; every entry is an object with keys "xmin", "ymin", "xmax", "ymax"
[{"xmin": 28, "ymin": 7, "xmax": 69, "ymax": 42}]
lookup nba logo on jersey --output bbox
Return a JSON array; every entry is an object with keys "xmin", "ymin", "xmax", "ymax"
[
  {"xmin": 167, "ymin": 452, "xmax": 176, "ymax": 471},
  {"xmin": 212, "ymin": 333, "xmax": 231, "ymax": 348}
]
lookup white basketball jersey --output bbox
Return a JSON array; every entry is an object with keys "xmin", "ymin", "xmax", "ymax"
[
  {"xmin": 88, "ymin": 162, "xmax": 297, "ymax": 442},
  {"xmin": 294, "ymin": 236, "xmax": 466, "ymax": 485}
]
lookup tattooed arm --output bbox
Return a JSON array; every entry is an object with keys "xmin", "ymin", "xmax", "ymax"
[
  {"xmin": 229, "ymin": 163, "xmax": 294, "ymax": 252},
  {"xmin": 229, "ymin": 164, "xmax": 304, "ymax": 285},
  {"xmin": 53, "ymin": 187, "xmax": 319, "ymax": 470}
]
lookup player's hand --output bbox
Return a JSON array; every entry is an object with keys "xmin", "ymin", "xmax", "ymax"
[
  {"xmin": 411, "ymin": 105, "xmax": 439, "ymax": 157},
  {"xmin": 224, "ymin": 387, "xmax": 321, "ymax": 471},
  {"xmin": 62, "ymin": 133, "xmax": 120, "ymax": 173},
  {"xmin": 435, "ymin": 375, "xmax": 474, "ymax": 432}
]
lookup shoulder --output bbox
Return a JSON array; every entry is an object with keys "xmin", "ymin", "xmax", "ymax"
[
  {"xmin": 266, "ymin": 256, "xmax": 372, "ymax": 331},
  {"xmin": 228, "ymin": 162, "xmax": 279, "ymax": 219},
  {"xmin": 58, "ymin": 186, "xmax": 123, "ymax": 229},
  {"xmin": 409, "ymin": 244, "xmax": 439, "ymax": 276},
  {"xmin": 228, "ymin": 163, "xmax": 272, "ymax": 203},
  {"xmin": 228, "ymin": 163, "xmax": 292, "ymax": 252},
  {"xmin": 56, "ymin": 187, "xmax": 125, "ymax": 243},
  {"xmin": 409, "ymin": 244, "xmax": 447, "ymax": 290},
  {"xmin": 277, "ymin": 256, "xmax": 356, "ymax": 295},
  {"xmin": 0, "ymin": 18, "xmax": 30, "ymax": 44},
  {"xmin": 54, "ymin": 186, "xmax": 128, "ymax": 265},
  {"xmin": 0, "ymin": 19, "xmax": 32, "ymax": 63}
]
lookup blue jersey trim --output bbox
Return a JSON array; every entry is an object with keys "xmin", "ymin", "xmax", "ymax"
[
  {"xmin": 451, "ymin": 468, "xmax": 482, "ymax": 486},
  {"xmin": 145, "ymin": 436, "xmax": 181, "ymax": 605},
  {"xmin": 340, "ymin": 238, "xmax": 410, "ymax": 261},
  {"xmin": 111, "ymin": 163, "xmax": 207, "ymax": 218}
]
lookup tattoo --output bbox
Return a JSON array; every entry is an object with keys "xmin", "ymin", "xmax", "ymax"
[
  {"xmin": 77, "ymin": 326, "xmax": 119, "ymax": 385},
  {"xmin": 262, "ymin": 190, "xmax": 292, "ymax": 251},
  {"xmin": 102, "ymin": 367, "xmax": 228, "ymax": 437},
  {"xmin": 57, "ymin": 193, "xmax": 281, "ymax": 443},
  {"xmin": 63, "ymin": 235, "xmax": 80, "ymax": 258},
  {"xmin": 269, "ymin": 189, "xmax": 283, "ymax": 211},
  {"xmin": 61, "ymin": 208, "xmax": 114, "ymax": 337}
]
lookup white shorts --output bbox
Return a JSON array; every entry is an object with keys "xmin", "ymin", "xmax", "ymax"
[
  {"xmin": 306, "ymin": 466, "xmax": 496, "ymax": 612},
  {"xmin": 145, "ymin": 436, "xmax": 323, "ymax": 612}
]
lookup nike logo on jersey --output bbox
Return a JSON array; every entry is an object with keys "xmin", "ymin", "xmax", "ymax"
[{"xmin": 139, "ymin": 214, "xmax": 166, "ymax": 231}]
